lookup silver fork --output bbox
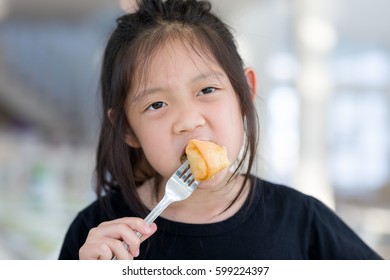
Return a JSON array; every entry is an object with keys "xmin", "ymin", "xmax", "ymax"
[
  {"xmin": 112, "ymin": 159, "xmax": 199, "ymax": 259},
  {"xmin": 137, "ymin": 159, "xmax": 199, "ymax": 235}
]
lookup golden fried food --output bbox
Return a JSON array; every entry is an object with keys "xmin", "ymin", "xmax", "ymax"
[{"xmin": 185, "ymin": 139, "xmax": 229, "ymax": 181}]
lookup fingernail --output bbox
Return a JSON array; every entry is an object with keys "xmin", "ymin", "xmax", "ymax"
[
  {"xmin": 134, "ymin": 249, "xmax": 140, "ymax": 257},
  {"xmin": 144, "ymin": 226, "xmax": 152, "ymax": 234}
]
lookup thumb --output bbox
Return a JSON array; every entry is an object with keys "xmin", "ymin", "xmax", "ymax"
[{"xmin": 139, "ymin": 223, "xmax": 158, "ymax": 242}]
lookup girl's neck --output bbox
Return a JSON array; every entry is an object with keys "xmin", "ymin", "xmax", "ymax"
[{"xmin": 138, "ymin": 173, "xmax": 250, "ymax": 224}]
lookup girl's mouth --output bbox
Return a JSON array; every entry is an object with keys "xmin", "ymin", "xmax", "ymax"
[{"xmin": 181, "ymin": 138, "xmax": 211, "ymax": 161}]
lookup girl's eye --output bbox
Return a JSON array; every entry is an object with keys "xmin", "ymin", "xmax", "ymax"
[
  {"xmin": 146, "ymin": 101, "xmax": 167, "ymax": 111},
  {"xmin": 198, "ymin": 87, "xmax": 216, "ymax": 96}
]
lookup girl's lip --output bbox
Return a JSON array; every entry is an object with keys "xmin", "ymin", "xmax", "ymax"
[{"xmin": 187, "ymin": 138, "xmax": 211, "ymax": 143}]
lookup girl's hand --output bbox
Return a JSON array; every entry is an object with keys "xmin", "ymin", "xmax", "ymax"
[{"xmin": 79, "ymin": 217, "xmax": 158, "ymax": 260}]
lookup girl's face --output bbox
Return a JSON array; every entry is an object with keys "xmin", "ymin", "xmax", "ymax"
[{"xmin": 124, "ymin": 40, "xmax": 252, "ymax": 188}]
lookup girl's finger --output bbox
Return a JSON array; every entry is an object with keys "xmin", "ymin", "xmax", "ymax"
[
  {"xmin": 139, "ymin": 223, "xmax": 158, "ymax": 242},
  {"xmin": 109, "ymin": 239, "xmax": 135, "ymax": 260},
  {"xmin": 119, "ymin": 223, "xmax": 158, "ymax": 256},
  {"xmin": 80, "ymin": 238, "xmax": 133, "ymax": 260},
  {"xmin": 98, "ymin": 218, "xmax": 153, "ymax": 239},
  {"xmin": 80, "ymin": 241, "xmax": 113, "ymax": 260},
  {"xmin": 80, "ymin": 218, "xmax": 158, "ymax": 260}
]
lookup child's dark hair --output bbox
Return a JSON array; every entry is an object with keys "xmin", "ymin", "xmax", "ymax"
[{"xmin": 96, "ymin": 0, "xmax": 259, "ymax": 217}]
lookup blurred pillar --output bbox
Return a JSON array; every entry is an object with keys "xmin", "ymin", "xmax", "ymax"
[
  {"xmin": 293, "ymin": 0, "xmax": 337, "ymax": 209},
  {"xmin": 0, "ymin": 0, "xmax": 9, "ymax": 20}
]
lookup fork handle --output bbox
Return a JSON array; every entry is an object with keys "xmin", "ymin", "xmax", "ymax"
[{"xmin": 136, "ymin": 195, "xmax": 173, "ymax": 238}]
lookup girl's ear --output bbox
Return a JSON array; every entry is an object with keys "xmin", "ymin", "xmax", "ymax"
[
  {"xmin": 107, "ymin": 108, "xmax": 115, "ymax": 124},
  {"xmin": 124, "ymin": 132, "xmax": 141, "ymax": 148},
  {"xmin": 244, "ymin": 67, "xmax": 257, "ymax": 102},
  {"xmin": 107, "ymin": 109, "xmax": 141, "ymax": 148}
]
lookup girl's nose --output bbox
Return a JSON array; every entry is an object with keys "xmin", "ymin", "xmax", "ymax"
[{"xmin": 172, "ymin": 106, "xmax": 206, "ymax": 134}]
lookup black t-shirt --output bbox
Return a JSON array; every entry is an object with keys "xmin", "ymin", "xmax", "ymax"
[{"xmin": 58, "ymin": 176, "xmax": 382, "ymax": 259}]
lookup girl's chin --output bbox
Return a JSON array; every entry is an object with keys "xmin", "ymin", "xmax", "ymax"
[{"xmin": 195, "ymin": 170, "xmax": 232, "ymax": 189}]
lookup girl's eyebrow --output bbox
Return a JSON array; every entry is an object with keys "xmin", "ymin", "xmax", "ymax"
[
  {"xmin": 192, "ymin": 71, "xmax": 227, "ymax": 83},
  {"xmin": 132, "ymin": 87, "xmax": 163, "ymax": 105}
]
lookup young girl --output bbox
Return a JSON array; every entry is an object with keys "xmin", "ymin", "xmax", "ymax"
[{"xmin": 59, "ymin": 0, "xmax": 382, "ymax": 260}]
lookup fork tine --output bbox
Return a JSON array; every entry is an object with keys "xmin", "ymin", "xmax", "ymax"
[
  {"xmin": 187, "ymin": 177, "xmax": 196, "ymax": 187},
  {"xmin": 176, "ymin": 161, "xmax": 199, "ymax": 186},
  {"xmin": 182, "ymin": 166, "xmax": 194, "ymax": 180},
  {"xmin": 176, "ymin": 160, "xmax": 190, "ymax": 176},
  {"xmin": 186, "ymin": 173, "xmax": 194, "ymax": 181},
  {"xmin": 183, "ymin": 170, "xmax": 192, "ymax": 181},
  {"xmin": 185, "ymin": 175, "xmax": 199, "ymax": 188}
]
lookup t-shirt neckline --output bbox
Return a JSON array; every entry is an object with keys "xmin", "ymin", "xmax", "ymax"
[{"xmin": 153, "ymin": 175, "xmax": 261, "ymax": 237}]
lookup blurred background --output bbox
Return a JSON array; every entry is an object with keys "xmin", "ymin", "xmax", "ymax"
[{"xmin": 0, "ymin": 0, "xmax": 389, "ymax": 259}]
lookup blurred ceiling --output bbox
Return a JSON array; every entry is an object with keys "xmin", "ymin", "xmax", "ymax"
[
  {"xmin": 334, "ymin": 0, "xmax": 390, "ymax": 50},
  {"xmin": 1, "ymin": 0, "xmax": 114, "ymax": 20},
  {"xmin": 2, "ymin": 0, "xmax": 389, "ymax": 49}
]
